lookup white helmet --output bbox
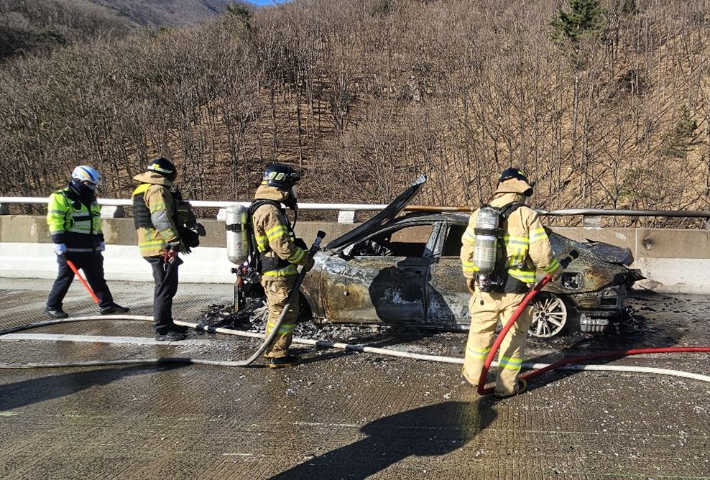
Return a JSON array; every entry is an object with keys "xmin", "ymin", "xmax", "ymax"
[{"xmin": 71, "ymin": 166, "xmax": 101, "ymax": 186}]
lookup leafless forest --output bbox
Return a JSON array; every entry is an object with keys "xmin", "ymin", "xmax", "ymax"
[{"xmin": 0, "ymin": 0, "xmax": 708, "ymax": 222}]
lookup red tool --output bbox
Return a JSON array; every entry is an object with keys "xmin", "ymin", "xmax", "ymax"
[{"xmin": 66, "ymin": 259, "xmax": 100, "ymax": 304}]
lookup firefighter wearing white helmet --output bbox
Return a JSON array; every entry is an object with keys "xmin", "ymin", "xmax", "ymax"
[
  {"xmin": 45, "ymin": 165, "xmax": 129, "ymax": 318},
  {"xmin": 460, "ymin": 168, "xmax": 562, "ymax": 398}
]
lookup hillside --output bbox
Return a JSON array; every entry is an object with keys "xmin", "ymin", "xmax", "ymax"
[
  {"xmin": 0, "ymin": 0, "xmax": 708, "ymax": 226},
  {"xmin": 90, "ymin": 0, "xmax": 245, "ymax": 27},
  {"xmin": 0, "ymin": 0, "xmax": 134, "ymax": 60}
]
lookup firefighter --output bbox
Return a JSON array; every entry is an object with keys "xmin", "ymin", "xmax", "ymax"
[
  {"xmin": 132, "ymin": 157, "xmax": 189, "ymax": 341},
  {"xmin": 250, "ymin": 163, "xmax": 314, "ymax": 368},
  {"xmin": 460, "ymin": 168, "xmax": 562, "ymax": 398},
  {"xmin": 46, "ymin": 166, "xmax": 129, "ymax": 318}
]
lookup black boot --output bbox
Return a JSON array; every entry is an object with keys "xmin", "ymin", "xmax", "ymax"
[
  {"xmin": 44, "ymin": 307, "xmax": 68, "ymax": 319},
  {"xmin": 100, "ymin": 303, "xmax": 130, "ymax": 315}
]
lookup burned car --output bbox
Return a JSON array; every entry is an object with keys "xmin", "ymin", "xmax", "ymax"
[{"xmin": 235, "ymin": 177, "xmax": 642, "ymax": 337}]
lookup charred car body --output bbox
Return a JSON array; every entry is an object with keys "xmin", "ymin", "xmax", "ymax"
[{"xmin": 231, "ymin": 177, "xmax": 642, "ymax": 337}]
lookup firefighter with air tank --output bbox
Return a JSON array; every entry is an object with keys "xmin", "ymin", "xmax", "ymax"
[
  {"xmin": 460, "ymin": 168, "xmax": 563, "ymax": 398},
  {"xmin": 242, "ymin": 163, "xmax": 314, "ymax": 368}
]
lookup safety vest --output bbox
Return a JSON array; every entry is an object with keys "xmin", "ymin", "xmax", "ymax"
[{"xmin": 47, "ymin": 188, "xmax": 102, "ymax": 253}]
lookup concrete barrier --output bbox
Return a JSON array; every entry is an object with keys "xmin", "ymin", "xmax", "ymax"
[{"xmin": 0, "ymin": 216, "xmax": 708, "ymax": 293}]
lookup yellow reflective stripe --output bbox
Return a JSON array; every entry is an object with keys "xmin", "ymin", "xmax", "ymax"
[
  {"xmin": 530, "ymin": 228, "xmax": 548, "ymax": 244},
  {"xmin": 133, "ymin": 184, "xmax": 150, "ymax": 195},
  {"xmin": 266, "ymin": 225, "xmax": 289, "ymax": 241},
  {"xmin": 288, "ymin": 247, "xmax": 306, "ymax": 264},
  {"xmin": 262, "ymin": 265, "xmax": 299, "ymax": 277},
  {"xmin": 503, "ymin": 235, "xmax": 529, "ymax": 246},
  {"xmin": 159, "ymin": 227, "xmax": 178, "ymax": 238},
  {"xmin": 462, "ymin": 259, "xmax": 475, "ymax": 272},
  {"xmin": 466, "ymin": 345, "xmax": 491, "ymax": 360},
  {"xmin": 462, "ymin": 227, "xmax": 476, "ymax": 243},
  {"xmin": 542, "ymin": 258, "xmax": 561, "ymax": 273},
  {"xmin": 267, "ymin": 322, "xmax": 295, "ymax": 335},
  {"xmin": 499, "ymin": 355, "xmax": 523, "ymax": 370},
  {"xmin": 509, "ymin": 269, "xmax": 536, "ymax": 283},
  {"xmin": 149, "ymin": 202, "xmax": 167, "ymax": 213}
]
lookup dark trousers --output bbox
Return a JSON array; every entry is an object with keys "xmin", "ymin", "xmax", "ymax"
[
  {"xmin": 145, "ymin": 256, "xmax": 179, "ymax": 334},
  {"xmin": 47, "ymin": 253, "xmax": 113, "ymax": 310}
]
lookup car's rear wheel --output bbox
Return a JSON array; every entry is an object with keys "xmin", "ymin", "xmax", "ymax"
[{"xmin": 529, "ymin": 293, "xmax": 568, "ymax": 338}]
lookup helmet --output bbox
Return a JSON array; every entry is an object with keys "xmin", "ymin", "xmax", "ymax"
[
  {"xmin": 72, "ymin": 166, "xmax": 101, "ymax": 186},
  {"xmin": 147, "ymin": 157, "xmax": 177, "ymax": 181},
  {"xmin": 262, "ymin": 163, "xmax": 300, "ymax": 190},
  {"xmin": 498, "ymin": 168, "xmax": 530, "ymax": 184},
  {"xmin": 498, "ymin": 167, "xmax": 534, "ymax": 197}
]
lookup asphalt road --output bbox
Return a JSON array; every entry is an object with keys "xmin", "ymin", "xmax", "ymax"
[{"xmin": 0, "ymin": 279, "xmax": 708, "ymax": 480}]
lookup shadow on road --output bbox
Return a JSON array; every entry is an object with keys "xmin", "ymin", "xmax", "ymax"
[
  {"xmin": 270, "ymin": 397, "xmax": 497, "ymax": 479},
  {"xmin": 0, "ymin": 364, "xmax": 185, "ymax": 411}
]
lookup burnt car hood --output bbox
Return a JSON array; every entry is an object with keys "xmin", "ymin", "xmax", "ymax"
[
  {"xmin": 324, "ymin": 175, "xmax": 426, "ymax": 252},
  {"xmin": 583, "ymin": 239, "xmax": 633, "ymax": 266}
]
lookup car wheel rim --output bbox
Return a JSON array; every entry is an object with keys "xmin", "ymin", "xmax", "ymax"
[{"xmin": 529, "ymin": 294, "xmax": 567, "ymax": 338}]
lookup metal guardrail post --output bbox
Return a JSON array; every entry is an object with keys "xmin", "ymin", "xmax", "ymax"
[
  {"xmin": 100, "ymin": 206, "xmax": 125, "ymax": 219},
  {"xmin": 338, "ymin": 210, "xmax": 356, "ymax": 224},
  {"xmin": 582, "ymin": 215, "xmax": 602, "ymax": 228}
]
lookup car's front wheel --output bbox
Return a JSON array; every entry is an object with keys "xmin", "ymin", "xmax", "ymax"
[{"xmin": 529, "ymin": 293, "xmax": 568, "ymax": 338}]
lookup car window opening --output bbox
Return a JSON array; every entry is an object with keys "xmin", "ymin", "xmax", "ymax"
[
  {"xmin": 442, "ymin": 225, "xmax": 466, "ymax": 257},
  {"xmin": 351, "ymin": 225, "xmax": 433, "ymax": 258}
]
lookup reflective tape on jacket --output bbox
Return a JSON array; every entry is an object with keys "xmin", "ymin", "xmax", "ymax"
[
  {"xmin": 542, "ymin": 258, "xmax": 561, "ymax": 273},
  {"xmin": 461, "ymin": 259, "xmax": 477, "ymax": 273},
  {"xmin": 508, "ymin": 268, "xmax": 536, "ymax": 283},
  {"xmin": 288, "ymin": 247, "xmax": 306, "ymax": 264},
  {"xmin": 462, "ymin": 226, "xmax": 476, "ymax": 244},
  {"xmin": 266, "ymin": 225, "xmax": 289, "ymax": 242},
  {"xmin": 529, "ymin": 227, "xmax": 548, "ymax": 244},
  {"xmin": 262, "ymin": 265, "xmax": 299, "ymax": 277}
]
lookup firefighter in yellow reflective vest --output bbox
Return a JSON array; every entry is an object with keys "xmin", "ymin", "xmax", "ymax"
[
  {"xmin": 460, "ymin": 168, "xmax": 562, "ymax": 398},
  {"xmin": 250, "ymin": 163, "xmax": 314, "ymax": 368},
  {"xmin": 132, "ymin": 157, "xmax": 189, "ymax": 342},
  {"xmin": 45, "ymin": 166, "xmax": 129, "ymax": 318}
]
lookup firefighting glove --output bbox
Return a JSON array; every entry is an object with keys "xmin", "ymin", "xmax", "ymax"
[
  {"xmin": 54, "ymin": 243, "xmax": 66, "ymax": 256},
  {"xmin": 99, "ymin": 242, "xmax": 106, "ymax": 252},
  {"xmin": 302, "ymin": 255, "xmax": 315, "ymax": 272},
  {"xmin": 466, "ymin": 278, "xmax": 476, "ymax": 295},
  {"xmin": 163, "ymin": 243, "xmax": 181, "ymax": 264}
]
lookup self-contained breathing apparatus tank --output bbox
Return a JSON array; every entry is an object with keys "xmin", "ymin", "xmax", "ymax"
[
  {"xmin": 226, "ymin": 203, "xmax": 249, "ymax": 265},
  {"xmin": 473, "ymin": 206, "xmax": 501, "ymax": 292}
]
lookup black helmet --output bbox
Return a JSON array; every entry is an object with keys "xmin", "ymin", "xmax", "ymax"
[
  {"xmin": 148, "ymin": 157, "xmax": 177, "ymax": 181},
  {"xmin": 262, "ymin": 163, "xmax": 300, "ymax": 189},
  {"xmin": 498, "ymin": 167, "xmax": 530, "ymax": 184}
]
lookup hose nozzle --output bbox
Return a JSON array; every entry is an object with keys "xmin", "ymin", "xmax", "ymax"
[{"xmin": 560, "ymin": 250, "xmax": 579, "ymax": 268}]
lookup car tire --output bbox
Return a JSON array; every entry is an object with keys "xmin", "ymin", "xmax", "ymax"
[{"xmin": 529, "ymin": 292, "xmax": 569, "ymax": 338}]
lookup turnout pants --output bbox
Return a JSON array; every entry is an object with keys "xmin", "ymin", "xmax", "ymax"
[
  {"xmin": 47, "ymin": 253, "xmax": 114, "ymax": 310},
  {"xmin": 462, "ymin": 291, "xmax": 532, "ymax": 396},
  {"xmin": 261, "ymin": 275, "xmax": 299, "ymax": 358},
  {"xmin": 145, "ymin": 256, "xmax": 180, "ymax": 335}
]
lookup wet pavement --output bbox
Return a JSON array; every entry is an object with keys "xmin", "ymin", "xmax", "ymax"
[{"xmin": 0, "ymin": 278, "xmax": 709, "ymax": 479}]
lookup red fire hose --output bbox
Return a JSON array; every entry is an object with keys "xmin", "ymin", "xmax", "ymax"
[{"xmin": 477, "ymin": 252, "xmax": 710, "ymax": 395}]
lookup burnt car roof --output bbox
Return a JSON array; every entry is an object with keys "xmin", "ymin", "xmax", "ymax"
[{"xmin": 325, "ymin": 211, "xmax": 636, "ymax": 270}]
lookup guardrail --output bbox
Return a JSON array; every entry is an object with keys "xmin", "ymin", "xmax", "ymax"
[{"xmin": 2, "ymin": 196, "xmax": 710, "ymax": 226}]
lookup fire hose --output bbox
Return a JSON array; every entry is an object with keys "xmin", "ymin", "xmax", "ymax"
[
  {"xmin": 1, "ymin": 314, "xmax": 710, "ymax": 385},
  {"xmin": 1, "ymin": 246, "xmax": 709, "ymax": 388}
]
